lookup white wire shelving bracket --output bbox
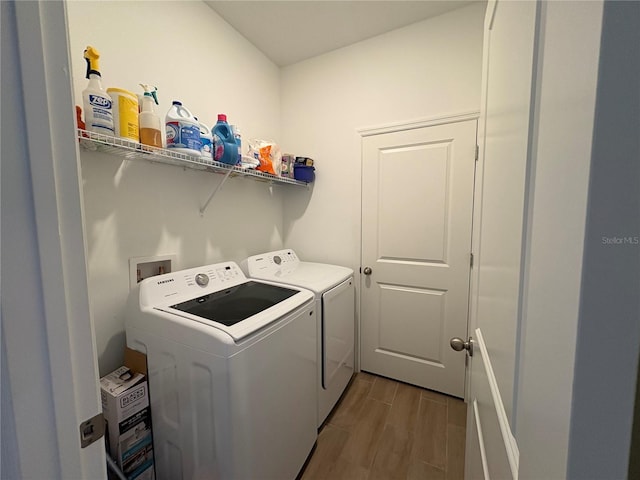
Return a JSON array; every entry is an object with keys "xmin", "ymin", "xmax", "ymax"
[
  {"xmin": 200, "ymin": 168, "xmax": 233, "ymax": 215},
  {"xmin": 77, "ymin": 129, "xmax": 309, "ymax": 214}
]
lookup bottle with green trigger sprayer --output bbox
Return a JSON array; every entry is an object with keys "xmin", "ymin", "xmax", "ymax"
[
  {"xmin": 82, "ymin": 46, "xmax": 114, "ymax": 135},
  {"xmin": 139, "ymin": 84, "xmax": 162, "ymax": 148}
]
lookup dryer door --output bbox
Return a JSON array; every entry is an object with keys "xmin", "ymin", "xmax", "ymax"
[{"xmin": 321, "ymin": 277, "xmax": 355, "ymax": 389}]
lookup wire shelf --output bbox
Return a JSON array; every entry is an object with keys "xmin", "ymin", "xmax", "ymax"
[{"xmin": 77, "ymin": 129, "xmax": 309, "ymax": 187}]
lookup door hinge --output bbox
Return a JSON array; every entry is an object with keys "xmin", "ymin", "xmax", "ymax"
[
  {"xmin": 475, "ymin": 145, "xmax": 479, "ymax": 161},
  {"xmin": 79, "ymin": 412, "xmax": 105, "ymax": 448},
  {"xmin": 470, "ymin": 253, "xmax": 474, "ymax": 268}
]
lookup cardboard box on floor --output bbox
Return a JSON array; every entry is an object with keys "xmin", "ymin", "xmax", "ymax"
[{"xmin": 101, "ymin": 348, "xmax": 155, "ymax": 480}]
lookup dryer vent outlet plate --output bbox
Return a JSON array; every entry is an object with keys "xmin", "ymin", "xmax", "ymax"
[{"xmin": 129, "ymin": 254, "xmax": 177, "ymax": 289}]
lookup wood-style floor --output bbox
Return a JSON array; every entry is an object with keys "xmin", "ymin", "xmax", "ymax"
[{"xmin": 300, "ymin": 372, "xmax": 466, "ymax": 480}]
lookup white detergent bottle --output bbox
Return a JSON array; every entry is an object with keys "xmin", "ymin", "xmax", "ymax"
[
  {"xmin": 82, "ymin": 46, "xmax": 114, "ymax": 135},
  {"xmin": 231, "ymin": 125, "xmax": 242, "ymax": 163},
  {"xmin": 196, "ymin": 118, "xmax": 213, "ymax": 159},
  {"xmin": 138, "ymin": 84, "xmax": 162, "ymax": 148},
  {"xmin": 165, "ymin": 101, "xmax": 201, "ymax": 157}
]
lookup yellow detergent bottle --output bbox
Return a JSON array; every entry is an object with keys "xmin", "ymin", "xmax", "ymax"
[
  {"xmin": 107, "ymin": 87, "xmax": 139, "ymax": 141},
  {"xmin": 82, "ymin": 46, "xmax": 114, "ymax": 135}
]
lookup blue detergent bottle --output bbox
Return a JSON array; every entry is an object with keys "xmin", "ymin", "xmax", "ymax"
[{"xmin": 212, "ymin": 114, "xmax": 239, "ymax": 165}]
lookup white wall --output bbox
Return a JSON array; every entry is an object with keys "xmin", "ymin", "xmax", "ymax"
[
  {"xmin": 280, "ymin": 3, "xmax": 485, "ymax": 270},
  {"xmin": 66, "ymin": 1, "xmax": 285, "ymax": 375}
]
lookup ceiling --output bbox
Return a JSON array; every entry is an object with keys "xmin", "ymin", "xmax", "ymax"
[{"xmin": 205, "ymin": 1, "xmax": 475, "ymax": 67}]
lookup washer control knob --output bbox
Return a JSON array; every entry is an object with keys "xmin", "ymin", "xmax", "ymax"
[
  {"xmin": 195, "ymin": 273, "xmax": 209, "ymax": 286},
  {"xmin": 274, "ymin": 256, "xmax": 282, "ymax": 265}
]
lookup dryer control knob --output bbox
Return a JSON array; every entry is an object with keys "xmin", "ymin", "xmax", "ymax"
[
  {"xmin": 274, "ymin": 256, "xmax": 282, "ymax": 265},
  {"xmin": 195, "ymin": 273, "xmax": 209, "ymax": 286}
]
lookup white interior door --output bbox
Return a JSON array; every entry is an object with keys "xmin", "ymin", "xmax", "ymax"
[
  {"xmin": 464, "ymin": 0, "xmax": 539, "ymax": 478},
  {"xmin": 360, "ymin": 119, "xmax": 477, "ymax": 397},
  {"xmin": 3, "ymin": 2, "xmax": 106, "ymax": 478}
]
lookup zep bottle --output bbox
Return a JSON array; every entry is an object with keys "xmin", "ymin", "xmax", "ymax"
[
  {"xmin": 165, "ymin": 101, "xmax": 201, "ymax": 157},
  {"xmin": 212, "ymin": 114, "xmax": 238, "ymax": 165},
  {"xmin": 81, "ymin": 46, "xmax": 114, "ymax": 135}
]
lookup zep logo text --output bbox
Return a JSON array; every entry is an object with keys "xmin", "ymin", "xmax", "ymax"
[{"xmin": 89, "ymin": 94, "xmax": 112, "ymax": 109}]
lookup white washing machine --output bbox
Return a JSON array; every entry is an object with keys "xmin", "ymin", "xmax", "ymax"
[
  {"xmin": 125, "ymin": 261, "xmax": 317, "ymax": 480},
  {"xmin": 243, "ymin": 249, "xmax": 355, "ymax": 427}
]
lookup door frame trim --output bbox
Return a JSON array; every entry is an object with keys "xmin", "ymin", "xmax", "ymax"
[
  {"xmin": 9, "ymin": 1, "xmax": 106, "ymax": 477},
  {"xmin": 466, "ymin": 0, "xmax": 499, "ymax": 404},
  {"xmin": 357, "ymin": 110, "xmax": 480, "ymax": 137}
]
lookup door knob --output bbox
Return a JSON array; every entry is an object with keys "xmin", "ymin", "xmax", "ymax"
[
  {"xmin": 363, "ymin": 267, "xmax": 372, "ymax": 275},
  {"xmin": 450, "ymin": 336, "xmax": 474, "ymax": 356}
]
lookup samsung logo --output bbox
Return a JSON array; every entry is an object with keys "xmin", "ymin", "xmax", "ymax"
[{"xmin": 157, "ymin": 278, "xmax": 174, "ymax": 285}]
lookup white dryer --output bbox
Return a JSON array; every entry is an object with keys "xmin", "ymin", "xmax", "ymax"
[
  {"xmin": 243, "ymin": 249, "xmax": 355, "ymax": 427},
  {"xmin": 125, "ymin": 261, "xmax": 317, "ymax": 480}
]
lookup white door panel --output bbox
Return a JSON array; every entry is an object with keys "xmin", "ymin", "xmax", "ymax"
[
  {"xmin": 473, "ymin": 0, "xmax": 538, "ymax": 420},
  {"xmin": 361, "ymin": 119, "xmax": 476, "ymax": 397},
  {"xmin": 465, "ymin": 0, "xmax": 538, "ymax": 477},
  {"xmin": 469, "ymin": 329, "xmax": 518, "ymax": 480},
  {"xmin": 378, "ymin": 284, "xmax": 444, "ymax": 361},
  {"xmin": 378, "ymin": 142, "xmax": 450, "ymax": 262},
  {"xmin": 467, "ymin": 400, "xmax": 487, "ymax": 479}
]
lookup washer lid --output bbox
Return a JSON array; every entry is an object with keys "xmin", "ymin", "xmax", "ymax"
[
  {"xmin": 168, "ymin": 281, "xmax": 297, "ymax": 327},
  {"xmin": 156, "ymin": 281, "xmax": 313, "ymax": 342},
  {"xmin": 251, "ymin": 262, "xmax": 353, "ymax": 294}
]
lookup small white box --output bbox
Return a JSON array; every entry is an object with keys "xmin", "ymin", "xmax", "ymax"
[{"xmin": 101, "ymin": 349, "xmax": 155, "ymax": 479}]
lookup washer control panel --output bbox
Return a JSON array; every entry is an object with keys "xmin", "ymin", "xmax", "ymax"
[
  {"xmin": 246, "ymin": 249, "xmax": 299, "ymax": 276},
  {"xmin": 141, "ymin": 261, "xmax": 247, "ymax": 306}
]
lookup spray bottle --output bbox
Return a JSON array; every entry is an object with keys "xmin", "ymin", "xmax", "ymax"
[
  {"xmin": 138, "ymin": 84, "xmax": 162, "ymax": 148},
  {"xmin": 82, "ymin": 46, "xmax": 114, "ymax": 135}
]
